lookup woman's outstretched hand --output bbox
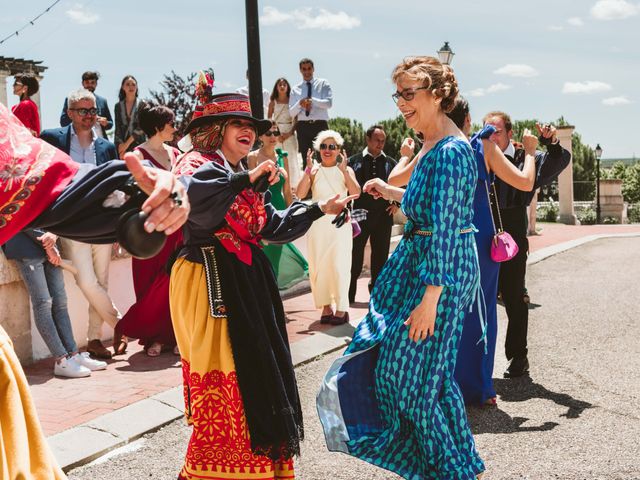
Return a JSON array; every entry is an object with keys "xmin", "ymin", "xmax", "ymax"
[
  {"xmin": 123, "ymin": 152, "xmax": 190, "ymax": 235},
  {"xmin": 363, "ymin": 178, "xmax": 391, "ymax": 200},
  {"xmin": 318, "ymin": 193, "xmax": 360, "ymax": 215}
]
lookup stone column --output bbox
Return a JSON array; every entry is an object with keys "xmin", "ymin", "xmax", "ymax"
[
  {"xmin": 0, "ymin": 69, "xmax": 10, "ymax": 107},
  {"xmin": 556, "ymin": 125, "xmax": 578, "ymax": 225}
]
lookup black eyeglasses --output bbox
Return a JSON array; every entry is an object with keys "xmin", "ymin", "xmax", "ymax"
[
  {"xmin": 320, "ymin": 143, "xmax": 338, "ymax": 151},
  {"xmin": 391, "ymin": 87, "xmax": 429, "ymax": 104},
  {"xmin": 69, "ymin": 107, "xmax": 98, "ymax": 116},
  {"xmin": 264, "ymin": 130, "xmax": 281, "ymax": 137}
]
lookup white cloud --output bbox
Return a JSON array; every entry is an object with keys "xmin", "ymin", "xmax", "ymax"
[
  {"xmin": 493, "ymin": 64, "xmax": 539, "ymax": 78},
  {"xmin": 562, "ymin": 81, "xmax": 613, "ymax": 94},
  {"xmin": 602, "ymin": 96, "xmax": 631, "ymax": 105},
  {"xmin": 65, "ymin": 4, "xmax": 99, "ymax": 24},
  {"xmin": 547, "ymin": 24, "xmax": 564, "ymax": 31},
  {"xmin": 590, "ymin": 0, "xmax": 640, "ymax": 20},
  {"xmin": 568, "ymin": 16, "xmax": 585, "ymax": 26},
  {"xmin": 466, "ymin": 83, "xmax": 512, "ymax": 97},
  {"xmin": 260, "ymin": 6, "xmax": 361, "ymax": 30}
]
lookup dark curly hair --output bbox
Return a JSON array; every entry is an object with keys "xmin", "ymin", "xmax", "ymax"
[{"xmin": 138, "ymin": 100, "xmax": 175, "ymax": 138}]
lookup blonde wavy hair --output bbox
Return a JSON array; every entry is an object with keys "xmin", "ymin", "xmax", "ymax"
[
  {"xmin": 313, "ymin": 130, "xmax": 344, "ymax": 151},
  {"xmin": 391, "ymin": 56, "xmax": 459, "ymax": 113}
]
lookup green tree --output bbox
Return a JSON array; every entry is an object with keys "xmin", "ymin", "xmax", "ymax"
[
  {"xmin": 149, "ymin": 70, "xmax": 197, "ymax": 138},
  {"xmin": 377, "ymin": 115, "xmax": 419, "ymax": 159},
  {"xmin": 328, "ymin": 117, "xmax": 365, "ymax": 156}
]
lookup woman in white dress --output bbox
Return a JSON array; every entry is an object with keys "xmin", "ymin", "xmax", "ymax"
[
  {"xmin": 296, "ymin": 130, "xmax": 361, "ymax": 325},
  {"xmin": 268, "ymin": 78, "xmax": 302, "ymax": 189}
]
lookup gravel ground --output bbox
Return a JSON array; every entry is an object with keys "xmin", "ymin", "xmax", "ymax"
[{"xmin": 69, "ymin": 237, "xmax": 640, "ymax": 480}]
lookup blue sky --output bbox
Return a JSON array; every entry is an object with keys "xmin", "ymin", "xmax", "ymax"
[{"xmin": 1, "ymin": 0, "xmax": 638, "ymax": 158}]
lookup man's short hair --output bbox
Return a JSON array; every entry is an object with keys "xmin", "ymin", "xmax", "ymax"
[
  {"xmin": 366, "ymin": 125, "xmax": 385, "ymax": 138},
  {"xmin": 299, "ymin": 58, "xmax": 314, "ymax": 68},
  {"xmin": 82, "ymin": 71, "xmax": 100, "ymax": 82},
  {"xmin": 483, "ymin": 110, "xmax": 512, "ymax": 132},
  {"xmin": 68, "ymin": 88, "xmax": 96, "ymax": 106}
]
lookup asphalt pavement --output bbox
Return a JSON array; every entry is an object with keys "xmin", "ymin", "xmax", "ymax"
[{"xmin": 68, "ymin": 237, "xmax": 640, "ymax": 480}]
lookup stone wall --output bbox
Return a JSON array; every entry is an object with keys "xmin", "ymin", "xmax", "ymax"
[{"xmin": 0, "ymin": 251, "xmax": 32, "ymax": 362}]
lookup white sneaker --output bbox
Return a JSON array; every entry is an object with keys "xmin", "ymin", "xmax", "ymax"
[
  {"xmin": 73, "ymin": 352, "xmax": 107, "ymax": 371},
  {"xmin": 54, "ymin": 356, "xmax": 91, "ymax": 378}
]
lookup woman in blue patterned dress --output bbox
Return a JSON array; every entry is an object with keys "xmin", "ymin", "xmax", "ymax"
[{"xmin": 317, "ymin": 56, "xmax": 485, "ymax": 479}]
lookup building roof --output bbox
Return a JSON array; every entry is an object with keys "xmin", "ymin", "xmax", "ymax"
[{"xmin": 0, "ymin": 56, "xmax": 48, "ymax": 76}]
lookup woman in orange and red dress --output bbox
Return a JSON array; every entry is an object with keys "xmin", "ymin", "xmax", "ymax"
[{"xmin": 170, "ymin": 72, "xmax": 355, "ymax": 480}]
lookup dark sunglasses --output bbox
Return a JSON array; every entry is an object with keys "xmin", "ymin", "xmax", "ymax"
[
  {"xmin": 391, "ymin": 86, "xmax": 429, "ymax": 104},
  {"xmin": 69, "ymin": 107, "xmax": 98, "ymax": 116},
  {"xmin": 264, "ymin": 130, "xmax": 281, "ymax": 137},
  {"xmin": 320, "ymin": 143, "xmax": 339, "ymax": 151}
]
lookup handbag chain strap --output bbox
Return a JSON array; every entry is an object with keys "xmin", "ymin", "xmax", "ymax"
[{"xmin": 484, "ymin": 179, "xmax": 504, "ymax": 234}]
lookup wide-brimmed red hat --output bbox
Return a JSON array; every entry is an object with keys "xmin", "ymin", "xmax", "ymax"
[
  {"xmin": 186, "ymin": 92, "xmax": 272, "ymax": 135},
  {"xmin": 185, "ymin": 71, "xmax": 271, "ymax": 135}
]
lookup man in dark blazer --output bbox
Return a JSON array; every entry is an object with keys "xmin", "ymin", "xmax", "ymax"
[
  {"xmin": 60, "ymin": 71, "xmax": 113, "ymax": 138},
  {"xmin": 42, "ymin": 88, "xmax": 122, "ymax": 360},
  {"xmin": 484, "ymin": 111, "xmax": 571, "ymax": 378},
  {"xmin": 348, "ymin": 125, "xmax": 398, "ymax": 304}
]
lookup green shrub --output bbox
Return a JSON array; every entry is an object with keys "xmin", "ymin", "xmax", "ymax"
[
  {"xmin": 602, "ymin": 216, "xmax": 620, "ymax": 224},
  {"xmin": 577, "ymin": 208, "xmax": 596, "ymax": 225},
  {"xmin": 536, "ymin": 198, "xmax": 559, "ymax": 222},
  {"xmin": 627, "ymin": 204, "xmax": 640, "ymax": 223}
]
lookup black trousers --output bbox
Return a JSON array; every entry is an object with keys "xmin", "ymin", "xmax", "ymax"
[
  {"xmin": 296, "ymin": 120, "xmax": 328, "ymax": 169},
  {"xmin": 349, "ymin": 212, "xmax": 393, "ymax": 303},
  {"xmin": 498, "ymin": 206, "xmax": 529, "ymax": 360}
]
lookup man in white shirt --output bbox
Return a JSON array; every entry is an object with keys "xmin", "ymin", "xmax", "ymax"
[
  {"xmin": 289, "ymin": 58, "xmax": 333, "ymax": 169},
  {"xmin": 41, "ymin": 89, "xmax": 123, "ymax": 359}
]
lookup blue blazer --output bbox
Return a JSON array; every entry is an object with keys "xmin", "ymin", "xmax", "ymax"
[
  {"xmin": 40, "ymin": 125, "xmax": 118, "ymax": 166},
  {"xmin": 60, "ymin": 94, "xmax": 113, "ymax": 137}
]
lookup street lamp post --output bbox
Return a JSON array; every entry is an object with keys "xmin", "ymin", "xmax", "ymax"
[
  {"xmin": 595, "ymin": 143, "xmax": 603, "ymax": 224},
  {"xmin": 437, "ymin": 41, "xmax": 454, "ymax": 65},
  {"xmin": 245, "ymin": 0, "xmax": 264, "ymax": 119}
]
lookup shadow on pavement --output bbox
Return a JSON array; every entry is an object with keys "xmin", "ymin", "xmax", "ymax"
[
  {"xmin": 115, "ymin": 350, "xmax": 181, "ymax": 372},
  {"xmin": 468, "ymin": 376, "xmax": 593, "ymax": 434}
]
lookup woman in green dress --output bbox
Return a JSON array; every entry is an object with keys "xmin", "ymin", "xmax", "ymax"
[{"xmin": 248, "ymin": 123, "xmax": 309, "ymax": 290}]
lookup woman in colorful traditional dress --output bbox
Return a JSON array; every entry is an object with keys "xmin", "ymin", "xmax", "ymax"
[
  {"xmin": 115, "ymin": 101, "xmax": 183, "ymax": 357},
  {"xmin": 296, "ymin": 130, "xmax": 360, "ymax": 325},
  {"xmin": 170, "ymin": 73, "xmax": 355, "ymax": 480},
  {"xmin": 248, "ymin": 122, "xmax": 309, "ymax": 290},
  {"xmin": 317, "ymin": 56, "xmax": 486, "ymax": 479},
  {"xmin": 0, "ymin": 102, "xmax": 189, "ymax": 480}
]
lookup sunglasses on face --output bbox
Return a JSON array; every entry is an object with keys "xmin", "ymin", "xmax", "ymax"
[
  {"xmin": 264, "ymin": 130, "xmax": 281, "ymax": 137},
  {"xmin": 320, "ymin": 143, "xmax": 338, "ymax": 151},
  {"xmin": 13, "ymin": 82, "xmax": 24, "ymax": 87},
  {"xmin": 69, "ymin": 107, "xmax": 98, "ymax": 116},
  {"xmin": 391, "ymin": 86, "xmax": 429, "ymax": 104}
]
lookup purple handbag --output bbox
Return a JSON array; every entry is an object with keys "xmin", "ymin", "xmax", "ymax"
[{"xmin": 485, "ymin": 181, "xmax": 519, "ymax": 263}]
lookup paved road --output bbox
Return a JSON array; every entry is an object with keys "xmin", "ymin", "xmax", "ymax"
[{"xmin": 69, "ymin": 237, "xmax": 640, "ymax": 480}]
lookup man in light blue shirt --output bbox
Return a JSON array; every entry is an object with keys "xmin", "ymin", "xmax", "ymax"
[
  {"xmin": 41, "ymin": 89, "xmax": 122, "ymax": 360},
  {"xmin": 289, "ymin": 58, "xmax": 333, "ymax": 168}
]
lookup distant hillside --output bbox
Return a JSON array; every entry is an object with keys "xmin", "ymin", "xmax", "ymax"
[{"xmin": 602, "ymin": 157, "xmax": 639, "ymax": 168}]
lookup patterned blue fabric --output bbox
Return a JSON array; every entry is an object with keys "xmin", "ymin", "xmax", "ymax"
[
  {"xmin": 318, "ymin": 136, "xmax": 484, "ymax": 479},
  {"xmin": 455, "ymin": 125, "xmax": 500, "ymax": 406}
]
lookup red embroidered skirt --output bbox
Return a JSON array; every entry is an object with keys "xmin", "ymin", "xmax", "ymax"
[{"xmin": 170, "ymin": 258, "xmax": 294, "ymax": 480}]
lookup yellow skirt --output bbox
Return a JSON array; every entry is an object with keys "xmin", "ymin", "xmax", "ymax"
[
  {"xmin": 170, "ymin": 258, "xmax": 294, "ymax": 480},
  {"xmin": 0, "ymin": 326, "xmax": 66, "ymax": 479}
]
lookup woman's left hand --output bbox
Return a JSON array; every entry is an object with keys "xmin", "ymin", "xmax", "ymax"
[
  {"xmin": 338, "ymin": 150, "xmax": 349, "ymax": 172},
  {"xmin": 123, "ymin": 152, "xmax": 190, "ymax": 235},
  {"xmin": 319, "ymin": 193, "xmax": 360, "ymax": 215},
  {"xmin": 404, "ymin": 300, "xmax": 437, "ymax": 342}
]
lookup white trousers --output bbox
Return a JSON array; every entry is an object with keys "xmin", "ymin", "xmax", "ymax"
[{"xmin": 59, "ymin": 239, "xmax": 121, "ymax": 340}]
